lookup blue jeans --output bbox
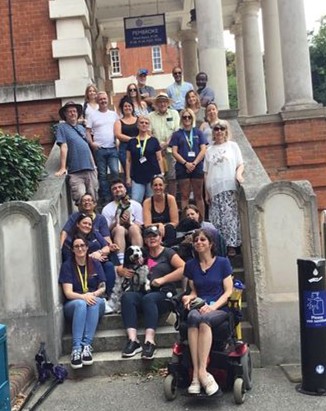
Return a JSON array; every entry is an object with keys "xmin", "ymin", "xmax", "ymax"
[
  {"xmin": 94, "ymin": 147, "xmax": 119, "ymax": 200},
  {"xmin": 64, "ymin": 298, "xmax": 105, "ymax": 350},
  {"xmin": 121, "ymin": 291, "xmax": 170, "ymax": 330},
  {"xmin": 102, "ymin": 260, "xmax": 116, "ymax": 294},
  {"xmin": 131, "ymin": 181, "xmax": 152, "ymax": 204}
]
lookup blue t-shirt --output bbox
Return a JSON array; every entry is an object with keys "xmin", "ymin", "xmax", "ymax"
[
  {"xmin": 56, "ymin": 123, "xmax": 95, "ymax": 173},
  {"xmin": 59, "ymin": 257, "xmax": 105, "ymax": 295},
  {"xmin": 170, "ymin": 127, "xmax": 207, "ymax": 174},
  {"xmin": 62, "ymin": 231, "xmax": 108, "ymax": 262},
  {"xmin": 184, "ymin": 257, "xmax": 232, "ymax": 305},
  {"xmin": 127, "ymin": 136, "xmax": 161, "ymax": 184},
  {"xmin": 63, "ymin": 212, "xmax": 110, "ymax": 238}
]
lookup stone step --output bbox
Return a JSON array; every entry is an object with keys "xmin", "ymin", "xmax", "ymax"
[
  {"xmin": 59, "ymin": 344, "xmax": 261, "ymax": 379},
  {"xmin": 62, "ymin": 321, "xmax": 254, "ymax": 355}
]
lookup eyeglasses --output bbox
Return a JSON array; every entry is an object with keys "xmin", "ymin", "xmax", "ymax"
[
  {"xmin": 173, "ymin": 71, "xmax": 182, "ymax": 75},
  {"xmin": 182, "ymin": 115, "xmax": 192, "ymax": 120},
  {"xmin": 128, "ymin": 88, "xmax": 137, "ymax": 92},
  {"xmin": 213, "ymin": 126, "xmax": 226, "ymax": 131},
  {"xmin": 73, "ymin": 244, "xmax": 87, "ymax": 249}
]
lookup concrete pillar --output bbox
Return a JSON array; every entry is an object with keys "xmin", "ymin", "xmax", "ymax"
[
  {"xmin": 240, "ymin": 0, "xmax": 267, "ymax": 115},
  {"xmin": 180, "ymin": 29, "xmax": 198, "ymax": 87},
  {"xmin": 277, "ymin": 0, "xmax": 318, "ymax": 110},
  {"xmin": 230, "ymin": 21, "xmax": 248, "ymax": 115},
  {"xmin": 195, "ymin": 0, "xmax": 229, "ymax": 109},
  {"xmin": 261, "ymin": 0, "xmax": 284, "ymax": 113}
]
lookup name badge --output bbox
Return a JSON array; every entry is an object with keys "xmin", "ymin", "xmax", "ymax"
[
  {"xmin": 139, "ymin": 156, "xmax": 147, "ymax": 164},
  {"xmin": 188, "ymin": 151, "xmax": 196, "ymax": 158}
]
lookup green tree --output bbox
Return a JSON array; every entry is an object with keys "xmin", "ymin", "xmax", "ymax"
[
  {"xmin": 309, "ymin": 16, "xmax": 326, "ymax": 105},
  {"xmin": 226, "ymin": 50, "xmax": 238, "ymax": 109}
]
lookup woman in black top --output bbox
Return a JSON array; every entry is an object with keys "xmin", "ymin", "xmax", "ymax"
[
  {"xmin": 143, "ymin": 175, "xmax": 179, "ymax": 243},
  {"xmin": 114, "ymin": 96, "xmax": 138, "ymax": 172}
]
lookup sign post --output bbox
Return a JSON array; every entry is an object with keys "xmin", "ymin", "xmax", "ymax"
[
  {"xmin": 297, "ymin": 258, "xmax": 326, "ymax": 395},
  {"xmin": 124, "ymin": 14, "xmax": 167, "ymax": 48}
]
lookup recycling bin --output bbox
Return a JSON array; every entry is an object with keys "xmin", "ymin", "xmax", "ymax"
[
  {"xmin": 297, "ymin": 258, "xmax": 326, "ymax": 395},
  {"xmin": 0, "ymin": 324, "xmax": 11, "ymax": 410}
]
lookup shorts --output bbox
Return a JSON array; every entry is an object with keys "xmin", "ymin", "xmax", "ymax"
[
  {"xmin": 176, "ymin": 166, "xmax": 204, "ymax": 180},
  {"xmin": 165, "ymin": 152, "xmax": 176, "ymax": 180}
]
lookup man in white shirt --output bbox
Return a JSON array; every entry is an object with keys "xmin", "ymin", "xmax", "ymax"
[
  {"xmin": 149, "ymin": 93, "xmax": 180, "ymax": 196},
  {"xmin": 87, "ymin": 91, "xmax": 119, "ymax": 203},
  {"xmin": 102, "ymin": 179, "xmax": 143, "ymax": 264}
]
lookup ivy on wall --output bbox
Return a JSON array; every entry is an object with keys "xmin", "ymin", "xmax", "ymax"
[{"xmin": 0, "ymin": 131, "xmax": 46, "ymax": 203}]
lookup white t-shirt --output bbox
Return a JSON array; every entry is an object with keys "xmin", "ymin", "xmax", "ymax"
[
  {"xmin": 102, "ymin": 199, "xmax": 143, "ymax": 228},
  {"xmin": 87, "ymin": 109, "xmax": 119, "ymax": 148},
  {"xmin": 204, "ymin": 141, "xmax": 243, "ymax": 196}
]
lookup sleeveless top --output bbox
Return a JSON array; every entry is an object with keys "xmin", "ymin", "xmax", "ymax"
[
  {"xmin": 151, "ymin": 194, "xmax": 170, "ymax": 224},
  {"xmin": 120, "ymin": 119, "xmax": 138, "ymax": 137}
]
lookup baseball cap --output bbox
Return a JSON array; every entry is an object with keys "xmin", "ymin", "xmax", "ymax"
[
  {"xmin": 143, "ymin": 225, "xmax": 160, "ymax": 237},
  {"xmin": 137, "ymin": 68, "xmax": 148, "ymax": 76}
]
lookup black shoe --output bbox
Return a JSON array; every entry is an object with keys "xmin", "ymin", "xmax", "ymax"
[
  {"xmin": 141, "ymin": 341, "xmax": 156, "ymax": 360},
  {"xmin": 71, "ymin": 349, "xmax": 83, "ymax": 369},
  {"xmin": 122, "ymin": 340, "xmax": 142, "ymax": 358},
  {"xmin": 81, "ymin": 345, "xmax": 93, "ymax": 365}
]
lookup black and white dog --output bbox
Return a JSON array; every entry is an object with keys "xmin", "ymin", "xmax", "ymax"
[{"xmin": 122, "ymin": 246, "xmax": 150, "ymax": 293}]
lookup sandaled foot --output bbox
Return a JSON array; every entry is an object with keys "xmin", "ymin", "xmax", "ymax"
[{"xmin": 227, "ymin": 247, "xmax": 236, "ymax": 257}]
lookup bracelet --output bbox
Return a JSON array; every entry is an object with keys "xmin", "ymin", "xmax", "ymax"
[{"xmin": 183, "ymin": 161, "xmax": 187, "ymax": 165}]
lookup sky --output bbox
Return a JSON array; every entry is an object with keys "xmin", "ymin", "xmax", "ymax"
[{"xmin": 224, "ymin": 0, "xmax": 326, "ymax": 51}]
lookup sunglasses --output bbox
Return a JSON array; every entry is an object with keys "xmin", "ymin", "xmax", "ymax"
[
  {"xmin": 182, "ymin": 115, "xmax": 192, "ymax": 120},
  {"xmin": 128, "ymin": 88, "xmax": 137, "ymax": 92},
  {"xmin": 173, "ymin": 71, "xmax": 182, "ymax": 75},
  {"xmin": 213, "ymin": 126, "xmax": 226, "ymax": 131}
]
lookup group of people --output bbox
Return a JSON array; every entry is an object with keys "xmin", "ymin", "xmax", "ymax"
[{"xmin": 56, "ymin": 66, "xmax": 244, "ymax": 396}]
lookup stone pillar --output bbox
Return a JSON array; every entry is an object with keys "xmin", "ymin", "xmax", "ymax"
[
  {"xmin": 277, "ymin": 0, "xmax": 318, "ymax": 110},
  {"xmin": 49, "ymin": 0, "xmax": 93, "ymax": 101},
  {"xmin": 261, "ymin": 0, "xmax": 284, "ymax": 113},
  {"xmin": 230, "ymin": 21, "xmax": 247, "ymax": 115},
  {"xmin": 180, "ymin": 29, "xmax": 198, "ymax": 87},
  {"xmin": 240, "ymin": 0, "xmax": 267, "ymax": 115},
  {"xmin": 195, "ymin": 0, "xmax": 229, "ymax": 109}
]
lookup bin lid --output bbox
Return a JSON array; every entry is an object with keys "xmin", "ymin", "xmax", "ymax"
[{"xmin": 0, "ymin": 324, "xmax": 6, "ymax": 338}]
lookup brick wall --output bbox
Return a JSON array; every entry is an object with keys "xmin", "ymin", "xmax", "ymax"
[
  {"xmin": 0, "ymin": 0, "xmax": 60, "ymax": 155},
  {"xmin": 242, "ymin": 115, "xmax": 326, "ymax": 212}
]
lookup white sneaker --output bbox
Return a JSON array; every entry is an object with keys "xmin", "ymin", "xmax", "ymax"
[{"xmin": 104, "ymin": 299, "xmax": 114, "ymax": 314}]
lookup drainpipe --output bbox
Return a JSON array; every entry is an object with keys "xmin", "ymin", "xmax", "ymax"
[{"xmin": 8, "ymin": 0, "xmax": 20, "ymax": 134}]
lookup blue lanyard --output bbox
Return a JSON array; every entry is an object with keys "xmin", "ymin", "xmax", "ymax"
[{"xmin": 183, "ymin": 129, "xmax": 194, "ymax": 150}]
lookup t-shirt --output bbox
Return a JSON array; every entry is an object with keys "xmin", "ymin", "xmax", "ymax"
[
  {"xmin": 170, "ymin": 127, "xmax": 207, "ymax": 174},
  {"xmin": 147, "ymin": 247, "xmax": 177, "ymax": 290},
  {"xmin": 87, "ymin": 109, "xmax": 119, "ymax": 148},
  {"xmin": 63, "ymin": 212, "xmax": 110, "ymax": 238},
  {"xmin": 102, "ymin": 199, "xmax": 143, "ymax": 228},
  {"xmin": 203, "ymin": 141, "xmax": 243, "ymax": 196},
  {"xmin": 197, "ymin": 86, "xmax": 215, "ymax": 107},
  {"xmin": 184, "ymin": 257, "xmax": 232, "ymax": 305},
  {"xmin": 127, "ymin": 136, "xmax": 161, "ymax": 184},
  {"xmin": 59, "ymin": 257, "xmax": 105, "ymax": 295},
  {"xmin": 56, "ymin": 123, "xmax": 95, "ymax": 173},
  {"xmin": 62, "ymin": 230, "xmax": 108, "ymax": 262}
]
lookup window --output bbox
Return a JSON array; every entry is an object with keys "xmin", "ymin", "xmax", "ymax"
[
  {"xmin": 109, "ymin": 48, "xmax": 121, "ymax": 76},
  {"xmin": 152, "ymin": 46, "xmax": 162, "ymax": 72}
]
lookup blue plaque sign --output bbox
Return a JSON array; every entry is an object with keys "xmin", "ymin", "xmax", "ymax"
[
  {"xmin": 304, "ymin": 290, "xmax": 326, "ymax": 328},
  {"xmin": 124, "ymin": 14, "xmax": 167, "ymax": 48}
]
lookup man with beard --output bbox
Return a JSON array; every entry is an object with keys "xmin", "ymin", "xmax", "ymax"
[{"xmin": 196, "ymin": 72, "xmax": 215, "ymax": 107}]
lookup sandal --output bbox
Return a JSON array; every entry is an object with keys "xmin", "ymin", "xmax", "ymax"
[
  {"xmin": 227, "ymin": 247, "xmax": 236, "ymax": 257},
  {"xmin": 202, "ymin": 373, "xmax": 219, "ymax": 396},
  {"xmin": 188, "ymin": 379, "xmax": 201, "ymax": 394}
]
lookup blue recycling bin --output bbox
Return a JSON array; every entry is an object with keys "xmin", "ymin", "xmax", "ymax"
[{"xmin": 0, "ymin": 325, "xmax": 11, "ymax": 410}]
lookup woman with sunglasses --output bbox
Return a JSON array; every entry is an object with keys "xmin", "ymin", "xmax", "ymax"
[
  {"xmin": 59, "ymin": 235, "xmax": 106, "ymax": 369},
  {"xmin": 200, "ymin": 102, "xmax": 220, "ymax": 145},
  {"xmin": 185, "ymin": 90, "xmax": 206, "ymax": 127},
  {"xmin": 170, "ymin": 108, "xmax": 207, "ymax": 218},
  {"xmin": 204, "ymin": 120, "xmax": 244, "ymax": 257},
  {"xmin": 114, "ymin": 96, "xmax": 138, "ymax": 173},
  {"xmin": 125, "ymin": 115, "xmax": 164, "ymax": 203},
  {"xmin": 182, "ymin": 229, "xmax": 233, "ymax": 395},
  {"xmin": 126, "ymin": 83, "xmax": 148, "ymax": 117}
]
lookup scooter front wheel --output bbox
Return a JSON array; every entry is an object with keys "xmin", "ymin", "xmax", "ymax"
[{"xmin": 163, "ymin": 374, "xmax": 178, "ymax": 401}]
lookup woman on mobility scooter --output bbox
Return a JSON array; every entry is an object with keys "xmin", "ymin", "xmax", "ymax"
[{"xmin": 182, "ymin": 228, "xmax": 233, "ymax": 396}]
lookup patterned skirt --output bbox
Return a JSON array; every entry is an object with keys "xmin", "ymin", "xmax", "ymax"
[{"xmin": 208, "ymin": 190, "xmax": 241, "ymax": 247}]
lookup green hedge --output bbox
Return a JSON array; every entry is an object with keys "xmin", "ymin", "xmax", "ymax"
[{"xmin": 0, "ymin": 131, "xmax": 46, "ymax": 203}]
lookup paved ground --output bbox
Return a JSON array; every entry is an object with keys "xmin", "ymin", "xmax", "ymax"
[{"xmin": 22, "ymin": 367, "xmax": 326, "ymax": 411}]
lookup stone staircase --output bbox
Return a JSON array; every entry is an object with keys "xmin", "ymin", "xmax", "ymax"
[{"xmin": 59, "ymin": 252, "xmax": 261, "ymax": 378}]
